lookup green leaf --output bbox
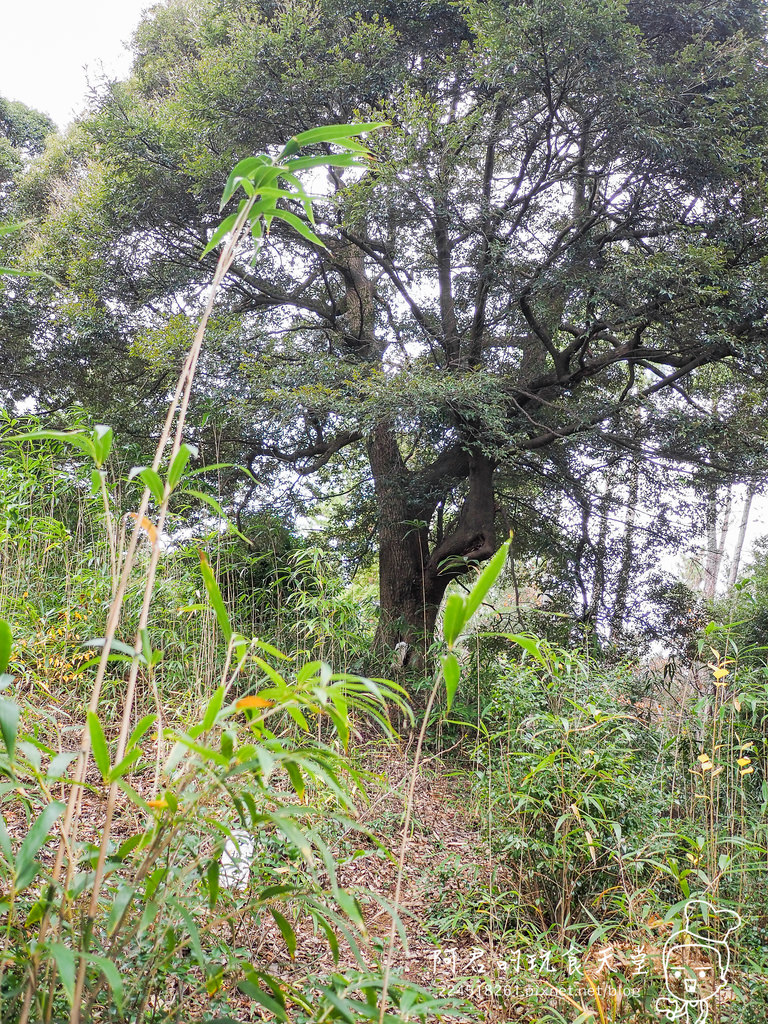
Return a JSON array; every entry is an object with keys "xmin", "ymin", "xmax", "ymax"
[
  {"xmin": 318, "ymin": 987, "xmax": 357, "ymax": 1022},
  {"xmin": 168, "ymin": 442, "xmax": 198, "ymax": 490},
  {"xmin": 198, "ymin": 551, "xmax": 232, "ymax": 642},
  {"xmin": 116, "ymin": 778, "xmax": 151, "ymax": 812},
  {"xmin": 271, "ymin": 208, "xmax": 325, "ymax": 248},
  {"xmin": 502, "ymin": 632, "xmax": 548, "ymax": 667},
  {"xmin": 290, "ymin": 122, "xmax": 386, "ymax": 147},
  {"xmin": 8, "ymin": 428, "xmax": 97, "ymax": 461},
  {"xmin": 0, "ymin": 815, "xmax": 12, "ymax": 861},
  {"xmin": 464, "ymin": 535, "xmax": 511, "ymax": 623},
  {"xmin": 83, "ymin": 637, "xmax": 141, "ymax": 660},
  {"xmin": 269, "ymin": 907, "xmax": 297, "ymax": 957},
  {"xmin": 283, "ymin": 153, "xmax": 368, "ymax": 172},
  {"xmin": 15, "ymin": 801, "xmax": 65, "ymax": 890},
  {"xmin": 127, "ymin": 713, "xmax": 157, "ymax": 752},
  {"xmin": 442, "ymin": 593, "xmax": 467, "ymax": 648},
  {"xmin": 220, "ymin": 155, "xmax": 269, "ymax": 208},
  {"xmin": 252, "ymin": 639, "xmax": 290, "ymax": 661},
  {"xmin": 0, "ymin": 698, "xmax": 19, "ymax": 761},
  {"xmin": 49, "ymin": 942, "xmax": 76, "ymax": 1006},
  {"xmin": 197, "ymin": 685, "xmax": 226, "ymax": 734},
  {"xmin": 206, "ymin": 859, "xmax": 220, "ymax": 910},
  {"xmin": 107, "ymin": 749, "xmax": 142, "ymax": 782},
  {"xmin": 90, "ymin": 468, "xmax": 105, "ymax": 497},
  {"xmin": 0, "ymin": 221, "xmax": 26, "ymax": 236},
  {"xmin": 258, "ymin": 883, "xmax": 295, "ymax": 900},
  {"xmin": 336, "ymin": 888, "xmax": 365, "ymax": 929},
  {"xmin": 172, "ymin": 900, "xmax": 207, "ymax": 972},
  {"xmin": 442, "ymin": 652, "xmax": 460, "ymax": 711},
  {"xmin": 238, "ymin": 979, "xmax": 288, "ymax": 1021},
  {"xmin": 0, "ymin": 620, "xmax": 12, "ymax": 677},
  {"xmin": 128, "ymin": 466, "xmax": 165, "ymax": 505},
  {"xmin": 180, "ymin": 488, "xmax": 226, "ymax": 519},
  {"xmin": 246, "ymin": 163, "xmax": 288, "ymax": 194},
  {"xmin": 47, "ymin": 752, "xmax": 77, "ymax": 780},
  {"xmin": 91, "ymin": 425, "xmax": 113, "ymax": 467},
  {"xmin": 106, "ymin": 883, "xmax": 134, "ymax": 935},
  {"xmin": 201, "ymin": 212, "xmax": 239, "ymax": 257},
  {"xmin": 0, "ymin": 265, "xmax": 61, "ymax": 283},
  {"xmin": 87, "ymin": 712, "xmax": 110, "ymax": 782},
  {"xmin": 284, "ymin": 760, "xmax": 305, "ymax": 801},
  {"xmin": 86, "ymin": 954, "xmax": 124, "ymax": 1013}
]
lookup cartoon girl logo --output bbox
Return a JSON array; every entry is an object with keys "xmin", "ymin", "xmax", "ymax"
[{"xmin": 655, "ymin": 899, "xmax": 741, "ymax": 1024}]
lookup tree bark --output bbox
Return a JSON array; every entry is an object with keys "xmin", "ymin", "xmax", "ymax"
[
  {"xmin": 610, "ymin": 452, "xmax": 641, "ymax": 640},
  {"xmin": 368, "ymin": 420, "xmax": 497, "ymax": 668},
  {"xmin": 727, "ymin": 482, "xmax": 755, "ymax": 589},
  {"xmin": 703, "ymin": 485, "xmax": 732, "ymax": 599}
]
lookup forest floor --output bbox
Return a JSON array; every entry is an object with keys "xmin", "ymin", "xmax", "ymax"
[{"xmin": 3, "ymin": 739, "xmax": 742, "ymax": 1022}]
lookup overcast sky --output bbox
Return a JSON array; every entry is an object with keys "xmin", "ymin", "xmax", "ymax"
[{"xmin": 0, "ymin": 1, "xmax": 152, "ymax": 128}]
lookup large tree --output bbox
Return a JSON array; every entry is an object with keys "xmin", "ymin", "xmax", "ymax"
[{"xmin": 4, "ymin": 0, "xmax": 768, "ymax": 657}]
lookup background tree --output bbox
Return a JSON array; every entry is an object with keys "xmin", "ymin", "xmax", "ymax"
[
  {"xmin": 0, "ymin": 95, "xmax": 55, "ymax": 199},
  {"xmin": 4, "ymin": 0, "xmax": 768, "ymax": 658}
]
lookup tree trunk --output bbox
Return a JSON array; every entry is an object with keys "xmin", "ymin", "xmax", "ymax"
[
  {"xmin": 368, "ymin": 420, "xmax": 497, "ymax": 669},
  {"xmin": 610, "ymin": 452, "xmax": 640, "ymax": 640},
  {"xmin": 727, "ymin": 482, "xmax": 755, "ymax": 589},
  {"xmin": 703, "ymin": 485, "xmax": 732, "ymax": 600}
]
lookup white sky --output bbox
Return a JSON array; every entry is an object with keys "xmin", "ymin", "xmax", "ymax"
[{"xmin": 0, "ymin": 1, "xmax": 152, "ymax": 128}]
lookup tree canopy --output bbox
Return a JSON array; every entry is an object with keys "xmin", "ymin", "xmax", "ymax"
[
  {"xmin": 4, "ymin": 0, "xmax": 768, "ymax": 654},
  {"xmin": 0, "ymin": 96, "xmax": 55, "ymax": 191}
]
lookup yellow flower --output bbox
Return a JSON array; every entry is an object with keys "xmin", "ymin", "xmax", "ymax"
[
  {"xmin": 736, "ymin": 756, "xmax": 751, "ymax": 767},
  {"xmin": 147, "ymin": 799, "xmax": 168, "ymax": 810}
]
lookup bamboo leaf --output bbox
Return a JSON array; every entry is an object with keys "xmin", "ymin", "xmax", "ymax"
[
  {"xmin": 49, "ymin": 942, "xmax": 76, "ymax": 1006},
  {"xmin": 238, "ymin": 979, "xmax": 288, "ymax": 1021},
  {"xmin": 107, "ymin": 749, "xmax": 142, "ymax": 782},
  {"xmin": 91, "ymin": 425, "xmax": 113, "ymax": 467},
  {"xmin": 201, "ymin": 685, "xmax": 226, "ymax": 732},
  {"xmin": 8, "ymin": 429, "xmax": 97, "ymax": 461},
  {"xmin": 87, "ymin": 712, "xmax": 111, "ymax": 781},
  {"xmin": 464, "ymin": 535, "xmax": 512, "ymax": 623},
  {"xmin": 15, "ymin": 801, "xmax": 65, "ymax": 890},
  {"xmin": 0, "ymin": 221, "xmax": 26, "ymax": 236},
  {"xmin": 271, "ymin": 208, "xmax": 325, "ymax": 248},
  {"xmin": 168, "ymin": 442, "xmax": 198, "ymax": 490},
  {"xmin": 201, "ymin": 213, "xmax": 239, "ymax": 257},
  {"xmin": 284, "ymin": 760, "xmax": 305, "ymax": 801},
  {"xmin": 290, "ymin": 122, "xmax": 386, "ymax": 147},
  {"xmin": 220, "ymin": 156, "xmax": 269, "ymax": 209},
  {"xmin": 83, "ymin": 637, "xmax": 142, "ymax": 660},
  {"xmin": 442, "ymin": 593, "xmax": 467, "ymax": 648},
  {"xmin": 0, "ymin": 620, "xmax": 12, "ymax": 678},
  {"xmin": 442, "ymin": 652, "xmax": 460, "ymax": 711},
  {"xmin": 0, "ymin": 698, "xmax": 19, "ymax": 761},
  {"xmin": 269, "ymin": 907, "xmax": 297, "ymax": 957},
  {"xmin": 198, "ymin": 551, "xmax": 232, "ymax": 642},
  {"xmin": 128, "ymin": 466, "xmax": 165, "ymax": 505},
  {"xmin": 283, "ymin": 153, "xmax": 368, "ymax": 172},
  {"xmin": 207, "ymin": 859, "xmax": 220, "ymax": 909},
  {"xmin": 87, "ymin": 954, "xmax": 124, "ymax": 1013},
  {"xmin": 0, "ymin": 815, "xmax": 12, "ymax": 861}
]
